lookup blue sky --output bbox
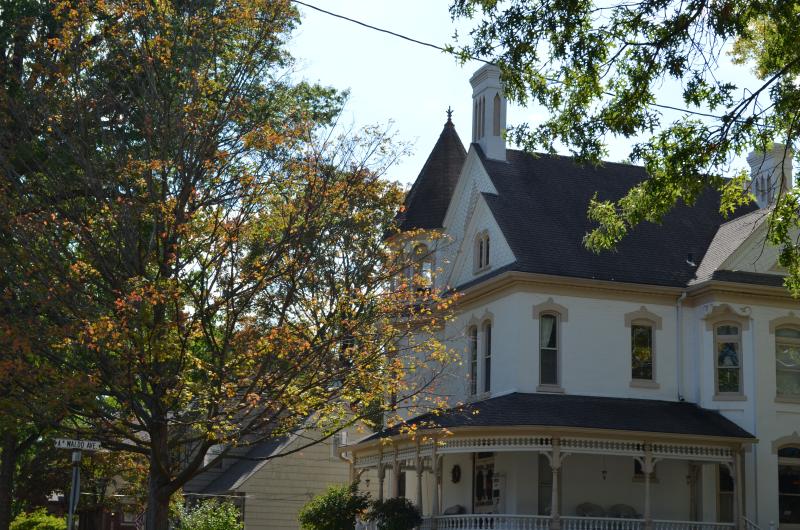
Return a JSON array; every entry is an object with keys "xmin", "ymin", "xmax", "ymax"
[{"xmin": 289, "ymin": 1, "xmax": 762, "ymax": 187}]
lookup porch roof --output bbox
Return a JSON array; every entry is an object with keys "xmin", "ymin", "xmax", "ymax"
[{"xmin": 367, "ymin": 393, "xmax": 754, "ymax": 441}]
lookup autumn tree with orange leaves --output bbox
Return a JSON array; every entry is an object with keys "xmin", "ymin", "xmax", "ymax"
[{"xmin": 0, "ymin": 1, "xmax": 455, "ymax": 529}]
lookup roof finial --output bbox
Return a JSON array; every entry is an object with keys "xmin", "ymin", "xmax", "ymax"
[{"xmin": 446, "ymin": 106, "xmax": 453, "ymax": 123}]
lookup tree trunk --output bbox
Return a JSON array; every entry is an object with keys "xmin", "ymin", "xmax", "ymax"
[
  {"xmin": 145, "ymin": 426, "xmax": 172, "ymax": 530},
  {"xmin": 145, "ymin": 468, "xmax": 171, "ymax": 530},
  {"xmin": 0, "ymin": 433, "xmax": 18, "ymax": 530}
]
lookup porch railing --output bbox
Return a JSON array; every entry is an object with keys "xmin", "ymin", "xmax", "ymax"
[
  {"xmin": 652, "ymin": 521, "xmax": 735, "ymax": 530},
  {"xmin": 562, "ymin": 516, "xmax": 643, "ymax": 530},
  {"xmin": 420, "ymin": 516, "xmax": 737, "ymax": 530},
  {"xmin": 426, "ymin": 514, "xmax": 550, "ymax": 530}
]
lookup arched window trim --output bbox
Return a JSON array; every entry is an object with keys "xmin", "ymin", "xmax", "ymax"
[
  {"xmin": 532, "ymin": 298, "xmax": 569, "ymax": 322},
  {"xmin": 769, "ymin": 313, "xmax": 800, "ymax": 334},
  {"xmin": 703, "ymin": 304, "xmax": 750, "ymax": 331},
  {"xmin": 624, "ymin": 306, "xmax": 663, "ymax": 330}
]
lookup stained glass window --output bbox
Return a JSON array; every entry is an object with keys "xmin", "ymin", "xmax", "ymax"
[
  {"xmin": 632, "ymin": 324, "xmax": 653, "ymax": 380},
  {"xmin": 716, "ymin": 325, "xmax": 741, "ymax": 394},
  {"xmin": 777, "ymin": 327, "xmax": 800, "ymax": 397}
]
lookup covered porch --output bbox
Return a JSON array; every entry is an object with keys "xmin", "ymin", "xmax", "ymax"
[{"xmin": 347, "ymin": 393, "xmax": 756, "ymax": 530}]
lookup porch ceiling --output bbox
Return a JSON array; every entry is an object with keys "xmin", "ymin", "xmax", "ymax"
[{"xmin": 363, "ymin": 393, "xmax": 754, "ymax": 442}]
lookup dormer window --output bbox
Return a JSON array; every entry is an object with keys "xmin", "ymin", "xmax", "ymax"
[{"xmin": 475, "ymin": 231, "xmax": 490, "ymax": 273}]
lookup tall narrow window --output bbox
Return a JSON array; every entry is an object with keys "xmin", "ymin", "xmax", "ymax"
[
  {"xmin": 537, "ymin": 454, "xmax": 553, "ymax": 515},
  {"xmin": 631, "ymin": 324, "xmax": 654, "ymax": 380},
  {"xmin": 413, "ymin": 244, "xmax": 433, "ymax": 292},
  {"xmin": 776, "ymin": 327, "xmax": 800, "ymax": 397},
  {"xmin": 715, "ymin": 324, "xmax": 742, "ymax": 394},
  {"xmin": 483, "ymin": 321, "xmax": 492, "ymax": 393},
  {"xmin": 779, "ymin": 446, "xmax": 800, "ymax": 525},
  {"xmin": 469, "ymin": 326, "xmax": 478, "ymax": 396},
  {"xmin": 718, "ymin": 466, "xmax": 734, "ymax": 523},
  {"xmin": 475, "ymin": 232, "xmax": 490, "ymax": 273},
  {"xmin": 493, "ymin": 93, "xmax": 501, "ymax": 136},
  {"xmin": 540, "ymin": 314, "xmax": 558, "ymax": 386}
]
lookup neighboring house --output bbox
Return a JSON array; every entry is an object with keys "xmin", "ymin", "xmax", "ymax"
[
  {"xmin": 347, "ymin": 64, "xmax": 800, "ymax": 530},
  {"xmin": 185, "ymin": 429, "xmax": 369, "ymax": 530}
]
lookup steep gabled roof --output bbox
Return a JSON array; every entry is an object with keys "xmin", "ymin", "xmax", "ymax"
[
  {"xmin": 473, "ymin": 147, "xmax": 759, "ymax": 288},
  {"xmin": 397, "ymin": 116, "xmax": 467, "ymax": 231},
  {"xmin": 692, "ymin": 208, "xmax": 770, "ymax": 285}
]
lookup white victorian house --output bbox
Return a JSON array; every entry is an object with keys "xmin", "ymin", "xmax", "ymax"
[{"xmin": 346, "ymin": 65, "xmax": 800, "ymax": 530}]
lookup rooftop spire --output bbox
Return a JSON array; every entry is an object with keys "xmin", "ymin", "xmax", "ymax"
[{"xmin": 446, "ymin": 106, "xmax": 453, "ymax": 124}]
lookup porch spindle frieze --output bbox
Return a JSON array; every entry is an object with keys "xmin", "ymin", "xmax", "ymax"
[{"xmin": 351, "ymin": 434, "xmax": 737, "ymax": 469}]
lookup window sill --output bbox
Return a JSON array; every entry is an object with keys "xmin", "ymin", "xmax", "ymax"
[
  {"xmin": 629, "ymin": 380, "xmax": 660, "ymax": 389},
  {"xmin": 473, "ymin": 265, "xmax": 492, "ymax": 275},
  {"xmin": 537, "ymin": 384, "xmax": 565, "ymax": 394},
  {"xmin": 713, "ymin": 394, "xmax": 747, "ymax": 402},
  {"xmin": 775, "ymin": 395, "xmax": 800, "ymax": 404}
]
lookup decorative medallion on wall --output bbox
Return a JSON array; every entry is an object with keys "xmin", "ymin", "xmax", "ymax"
[{"xmin": 451, "ymin": 464, "xmax": 461, "ymax": 484}]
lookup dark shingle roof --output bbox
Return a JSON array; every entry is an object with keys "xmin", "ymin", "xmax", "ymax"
[
  {"xmin": 692, "ymin": 209, "xmax": 770, "ymax": 284},
  {"xmin": 198, "ymin": 438, "xmax": 285, "ymax": 494},
  {"xmin": 474, "ymin": 147, "xmax": 759, "ymax": 288},
  {"xmin": 397, "ymin": 117, "xmax": 467, "ymax": 231},
  {"xmin": 368, "ymin": 392, "xmax": 754, "ymax": 441}
]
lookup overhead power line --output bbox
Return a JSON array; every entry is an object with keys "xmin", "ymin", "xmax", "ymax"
[{"xmin": 290, "ymin": 0, "xmax": 758, "ymax": 123}]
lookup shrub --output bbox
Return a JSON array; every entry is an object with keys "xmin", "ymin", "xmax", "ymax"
[
  {"xmin": 176, "ymin": 500, "xmax": 243, "ymax": 530},
  {"xmin": 298, "ymin": 484, "xmax": 371, "ymax": 530},
  {"xmin": 10, "ymin": 510, "xmax": 66, "ymax": 530},
  {"xmin": 369, "ymin": 498, "xmax": 421, "ymax": 530}
]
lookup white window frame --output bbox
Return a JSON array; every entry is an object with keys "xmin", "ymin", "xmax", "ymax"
[
  {"xmin": 474, "ymin": 230, "xmax": 491, "ymax": 273},
  {"xmin": 714, "ymin": 322, "xmax": 744, "ymax": 398},
  {"xmin": 778, "ymin": 446, "xmax": 800, "ymax": 528},
  {"xmin": 482, "ymin": 320, "xmax": 492, "ymax": 394},
  {"xmin": 775, "ymin": 326, "xmax": 800, "ymax": 401},
  {"xmin": 533, "ymin": 299, "xmax": 568, "ymax": 393},
  {"xmin": 412, "ymin": 243, "xmax": 433, "ymax": 292},
  {"xmin": 625, "ymin": 307, "xmax": 662, "ymax": 389},
  {"xmin": 468, "ymin": 325, "xmax": 478, "ymax": 396}
]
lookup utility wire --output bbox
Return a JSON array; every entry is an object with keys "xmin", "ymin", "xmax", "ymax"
[{"xmin": 290, "ymin": 0, "xmax": 757, "ymax": 123}]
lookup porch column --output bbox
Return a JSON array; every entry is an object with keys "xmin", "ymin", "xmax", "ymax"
[
  {"xmin": 415, "ymin": 439, "xmax": 423, "ymax": 514},
  {"xmin": 733, "ymin": 449, "xmax": 745, "ymax": 530},
  {"xmin": 378, "ymin": 444, "xmax": 385, "ymax": 503},
  {"xmin": 550, "ymin": 438, "xmax": 563, "ymax": 530},
  {"xmin": 642, "ymin": 445, "xmax": 655, "ymax": 530},
  {"xmin": 431, "ymin": 441, "xmax": 440, "ymax": 530},
  {"xmin": 392, "ymin": 447, "xmax": 400, "ymax": 498}
]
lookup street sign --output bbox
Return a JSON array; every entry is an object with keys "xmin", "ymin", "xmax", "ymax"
[{"xmin": 54, "ymin": 439, "xmax": 102, "ymax": 451}]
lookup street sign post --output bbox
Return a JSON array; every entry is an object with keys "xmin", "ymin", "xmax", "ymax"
[
  {"xmin": 55, "ymin": 439, "xmax": 102, "ymax": 451},
  {"xmin": 54, "ymin": 439, "xmax": 102, "ymax": 530}
]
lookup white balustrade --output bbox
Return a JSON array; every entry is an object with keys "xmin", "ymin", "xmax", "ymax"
[
  {"xmin": 427, "ymin": 514, "xmax": 551, "ymax": 530},
  {"xmin": 421, "ymin": 516, "xmax": 738, "ymax": 530},
  {"xmin": 561, "ymin": 516, "xmax": 643, "ymax": 530},
  {"xmin": 652, "ymin": 520, "xmax": 736, "ymax": 530}
]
